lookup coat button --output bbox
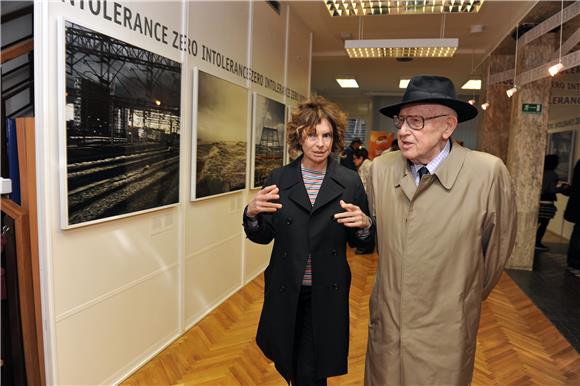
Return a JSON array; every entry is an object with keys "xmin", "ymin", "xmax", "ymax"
[
  {"xmin": 279, "ymin": 285, "xmax": 287, "ymax": 293},
  {"xmin": 332, "ymin": 283, "xmax": 339, "ymax": 291},
  {"xmin": 331, "ymin": 249, "xmax": 337, "ymax": 256},
  {"xmin": 286, "ymin": 217, "xmax": 293, "ymax": 225}
]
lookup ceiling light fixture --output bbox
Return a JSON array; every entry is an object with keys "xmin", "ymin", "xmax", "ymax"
[
  {"xmin": 325, "ymin": 0, "xmax": 485, "ymax": 17},
  {"xmin": 345, "ymin": 38, "xmax": 458, "ymax": 58},
  {"xmin": 336, "ymin": 78, "xmax": 359, "ymax": 88},
  {"xmin": 506, "ymin": 86, "xmax": 518, "ymax": 98},
  {"xmin": 461, "ymin": 80, "xmax": 481, "ymax": 90},
  {"xmin": 549, "ymin": 0, "xmax": 565, "ymax": 77},
  {"xmin": 506, "ymin": 24, "xmax": 519, "ymax": 98}
]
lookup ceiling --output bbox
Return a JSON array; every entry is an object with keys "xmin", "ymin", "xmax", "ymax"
[{"xmin": 288, "ymin": 1, "xmax": 545, "ymax": 97}]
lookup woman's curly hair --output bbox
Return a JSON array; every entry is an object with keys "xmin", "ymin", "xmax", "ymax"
[{"xmin": 286, "ymin": 96, "xmax": 346, "ymax": 155}]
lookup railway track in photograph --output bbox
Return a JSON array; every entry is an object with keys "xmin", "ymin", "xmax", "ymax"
[{"xmin": 66, "ymin": 144, "xmax": 179, "ymax": 225}]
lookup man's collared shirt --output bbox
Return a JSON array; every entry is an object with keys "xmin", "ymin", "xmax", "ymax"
[{"xmin": 410, "ymin": 140, "xmax": 451, "ymax": 186}]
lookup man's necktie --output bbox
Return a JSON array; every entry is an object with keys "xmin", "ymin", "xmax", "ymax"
[{"xmin": 418, "ymin": 166, "xmax": 430, "ymax": 180}]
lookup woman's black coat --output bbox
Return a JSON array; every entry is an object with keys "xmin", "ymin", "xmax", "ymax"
[{"xmin": 243, "ymin": 156, "xmax": 374, "ymax": 382}]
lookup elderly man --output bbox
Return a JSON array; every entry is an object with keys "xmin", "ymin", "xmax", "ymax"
[{"xmin": 364, "ymin": 75, "xmax": 517, "ymax": 386}]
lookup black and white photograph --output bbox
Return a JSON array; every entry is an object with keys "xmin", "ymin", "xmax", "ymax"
[
  {"xmin": 61, "ymin": 21, "xmax": 181, "ymax": 228},
  {"xmin": 548, "ymin": 129, "xmax": 576, "ymax": 183},
  {"xmin": 192, "ymin": 69, "xmax": 248, "ymax": 200},
  {"xmin": 251, "ymin": 93, "xmax": 285, "ymax": 188}
]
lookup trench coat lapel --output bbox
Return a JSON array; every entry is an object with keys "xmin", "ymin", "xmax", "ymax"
[
  {"xmin": 433, "ymin": 141, "xmax": 465, "ymax": 190},
  {"xmin": 395, "ymin": 141, "xmax": 466, "ymax": 200},
  {"xmin": 396, "ymin": 153, "xmax": 416, "ymax": 201}
]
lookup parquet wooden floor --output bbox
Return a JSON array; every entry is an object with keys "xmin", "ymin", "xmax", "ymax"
[{"xmin": 122, "ymin": 250, "xmax": 580, "ymax": 385}]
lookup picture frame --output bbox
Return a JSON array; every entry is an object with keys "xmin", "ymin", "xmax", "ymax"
[
  {"xmin": 250, "ymin": 93, "xmax": 285, "ymax": 188},
  {"xmin": 58, "ymin": 19, "xmax": 181, "ymax": 229},
  {"xmin": 548, "ymin": 129, "xmax": 576, "ymax": 184},
  {"xmin": 191, "ymin": 68, "xmax": 249, "ymax": 200}
]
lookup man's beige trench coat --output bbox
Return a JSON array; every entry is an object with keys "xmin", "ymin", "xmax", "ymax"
[{"xmin": 364, "ymin": 143, "xmax": 517, "ymax": 386}]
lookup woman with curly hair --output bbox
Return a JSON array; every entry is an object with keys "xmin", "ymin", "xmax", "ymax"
[{"xmin": 243, "ymin": 96, "xmax": 375, "ymax": 385}]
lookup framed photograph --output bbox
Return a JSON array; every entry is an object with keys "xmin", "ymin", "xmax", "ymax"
[
  {"xmin": 285, "ymin": 104, "xmax": 300, "ymax": 165},
  {"xmin": 548, "ymin": 129, "xmax": 576, "ymax": 183},
  {"xmin": 59, "ymin": 20, "xmax": 181, "ymax": 229},
  {"xmin": 191, "ymin": 68, "xmax": 248, "ymax": 200},
  {"xmin": 251, "ymin": 93, "xmax": 285, "ymax": 188}
]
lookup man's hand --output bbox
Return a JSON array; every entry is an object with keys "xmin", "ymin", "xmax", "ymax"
[
  {"xmin": 334, "ymin": 200, "xmax": 370, "ymax": 228},
  {"xmin": 246, "ymin": 185, "xmax": 282, "ymax": 218}
]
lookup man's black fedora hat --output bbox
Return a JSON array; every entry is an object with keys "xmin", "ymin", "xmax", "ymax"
[{"xmin": 379, "ymin": 75, "xmax": 478, "ymax": 123}]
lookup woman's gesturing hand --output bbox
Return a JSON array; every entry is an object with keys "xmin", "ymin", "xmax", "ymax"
[
  {"xmin": 333, "ymin": 200, "xmax": 370, "ymax": 229},
  {"xmin": 246, "ymin": 185, "xmax": 283, "ymax": 218}
]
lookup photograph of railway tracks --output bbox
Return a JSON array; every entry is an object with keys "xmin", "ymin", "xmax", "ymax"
[
  {"xmin": 251, "ymin": 94, "xmax": 285, "ymax": 188},
  {"xmin": 193, "ymin": 69, "xmax": 248, "ymax": 200},
  {"xmin": 62, "ymin": 21, "xmax": 181, "ymax": 228}
]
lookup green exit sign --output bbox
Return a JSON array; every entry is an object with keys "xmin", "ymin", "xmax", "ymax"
[{"xmin": 522, "ymin": 103, "xmax": 542, "ymax": 113}]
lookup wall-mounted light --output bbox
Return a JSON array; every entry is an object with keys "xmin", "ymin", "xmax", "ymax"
[
  {"xmin": 481, "ymin": 102, "xmax": 490, "ymax": 110},
  {"xmin": 155, "ymin": 99, "xmax": 162, "ymax": 106},
  {"xmin": 336, "ymin": 78, "xmax": 359, "ymax": 88},
  {"xmin": 468, "ymin": 99, "xmax": 476, "ymax": 105}
]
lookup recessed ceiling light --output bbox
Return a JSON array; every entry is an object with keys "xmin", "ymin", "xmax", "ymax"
[
  {"xmin": 399, "ymin": 79, "xmax": 410, "ymax": 88},
  {"xmin": 461, "ymin": 79, "xmax": 481, "ymax": 90},
  {"xmin": 336, "ymin": 78, "xmax": 359, "ymax": 88}
]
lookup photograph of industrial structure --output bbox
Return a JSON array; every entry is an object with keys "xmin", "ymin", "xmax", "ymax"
[
  {"xmin": 193, "ymin": 69, "xmax": 247, "ymax": 200},
  {"xmin": 63, "ymin": 21, "xmax": 181, "ymax": 227},
  {"xmin": 251, "ymin": 94, "xmax": 285, "ymax": 188}
]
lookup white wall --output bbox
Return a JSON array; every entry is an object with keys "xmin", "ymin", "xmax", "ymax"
[{"xmin": 35, "ymin": 1, "xmax": 311, "ymax": 384}]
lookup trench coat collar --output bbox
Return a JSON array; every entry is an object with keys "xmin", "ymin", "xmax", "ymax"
[
  {"xmin": 396, "ymin": 141, "xmax": 466, "ymax": 200},
  {"xmin": 281, "ymin": 155, "xmax": 345, "ymax": 214}
]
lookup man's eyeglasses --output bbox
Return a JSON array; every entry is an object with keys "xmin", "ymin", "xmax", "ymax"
[{"xmin": 393, "ymin": 114, "xmax": 450, "ymax": 130}]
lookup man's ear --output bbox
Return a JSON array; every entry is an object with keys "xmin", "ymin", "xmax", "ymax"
[{"xmin": 442, "ymin": 116, "xmax": 458, "ymax": 140}]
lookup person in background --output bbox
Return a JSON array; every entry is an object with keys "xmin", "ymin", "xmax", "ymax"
[
  {"xmin": 243, "ymin": 96, "xmax": 375, "ymax": 385},
  {"xmin": 536, "ymin": 154, "xmax": 570, "ymax": 251},
  {"xmin": 364, "ymin": 75, "xmax": 517, "ymax": 386},
  {"xmin": 353, "ymin": 147, "xmax": 374, "ymax": 255},
  {"xmin": 564, "ymin": 159, "xmax": 580, "ymax": 275},
  {"xmin": 353, "ymin": 147, "xmax": 372, "ymax": 193},
  {"xmin": 340, "ymin": 137, "xmax": 362, "ymax": 171}
]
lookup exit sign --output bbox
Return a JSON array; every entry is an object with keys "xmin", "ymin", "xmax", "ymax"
[{"xmin": 522, "ymin": 103, "xmax": 542, "ymax": 113}]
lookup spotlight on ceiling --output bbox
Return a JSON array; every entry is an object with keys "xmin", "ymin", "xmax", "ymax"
[{"xmin": 506, "ymin": 86, "xmax": 518, "ymax": 98}]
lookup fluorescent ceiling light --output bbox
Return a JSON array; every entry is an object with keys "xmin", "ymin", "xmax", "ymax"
[
  {"xmin": 548, "ymin": 62, "xmax": 564, "ymax": 77},
  {"xmin": 399, "ymin": 79, "xmax": 410, "ymax": 88},
  {"xmin": 325, "ymin": 0, "xmax": 485, "ymax": 16},
  {"xmin": 336, "ymin": 78, "xmax": 359, "ymax": 88},
  {"xmin": 345, "ymin": 38, "xmax": 458, "ymax": 58},
  {"xmin": 461, "ymin": 80, "xmax": 481, "ymax": 90}
]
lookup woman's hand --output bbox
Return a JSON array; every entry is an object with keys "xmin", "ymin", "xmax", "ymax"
[
  {"xmin": 246, "ymin": 185, "xmax": 283, "ymax": 218},
  {"xmin": 334, "ymin": 200, "xmax": 371, "ymax": 228}
]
